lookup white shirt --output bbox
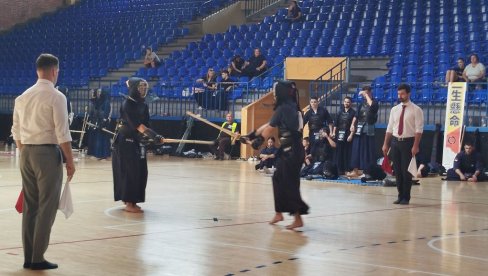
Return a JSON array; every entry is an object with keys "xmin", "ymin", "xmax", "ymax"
[
  {"xmin": 145, "ymin": 52, "xmax": 159, "ymax": 62},
  {"xmin": 12, "ymin": 79, "xmax": 72, "ymax": 145},
  {"xmin": 464, "ymin": 63, "xmax": 485, "ymax": 80},
  {"xmin": 386, "ymin": 101, "xmax": 424, "ymax": 138}
]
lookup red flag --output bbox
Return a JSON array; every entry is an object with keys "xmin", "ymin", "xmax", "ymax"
[
  {"xmin": 381, "ymin": 155, "xmax": 394, "ymax": 175},
  {"xmin": 15, "ymin": 190, "xmax": 23, "ymax": 213}
]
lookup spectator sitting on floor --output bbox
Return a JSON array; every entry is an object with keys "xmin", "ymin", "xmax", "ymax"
[
  {"xmin": 255, "ymin": 137, "xmax": 278, "ymax": 171},
  {"xmin": 300, "ymin": 128, "xmax": 336, "ymax": 178},
  {"xmin": 242, "ymin": 48, "xmax": 267, "ymax": 79},
  {"xmin": 463, "ymin": 54, "xmax": 486, "ymax": 89},
  {"xmin": 287, "ymin": 1, "xmax": 302, "ymax": 22},
  {"xmin": 445, "ymin": 58, "xmax": 466, "ymax": 83},
  {"xmin": 302, "ymin": 137, "xmax": 311, "ymax": 166},
  {"xmin": 228, "ymin": 55, "xmax": 245, "ymax": 77},
  {"xmin": 445, "ymin": 141, "xmax": 486, "ymax": 182},
  {"xmin": 143, "ymin": 47, "xmax": 161, "ymax": 68}
]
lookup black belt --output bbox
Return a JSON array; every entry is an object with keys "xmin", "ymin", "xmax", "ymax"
[
  {"xmin": 393, "ymin": 137, "xmax": 414, "ymax": 142},
  {"xmin": 25, "ymin": 144, "xmax": 57, "ymax": 147}
]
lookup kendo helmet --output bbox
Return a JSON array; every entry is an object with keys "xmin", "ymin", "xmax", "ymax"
[
  {"xmin": 126, "ymin": 77, "xmax": 148, "ymax": 101},
  {"xmin": 273, "ymin": 80, "xmax": 299, "ymax": 110}
]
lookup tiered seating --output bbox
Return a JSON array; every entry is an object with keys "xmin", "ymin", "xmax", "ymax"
[
  {"xmin": 2, "ymin": 0, "xmax": 488, "ymax": 107},
  {"xmin": 0, "ymin": 0, "xmax": 232, "ymax": 94},
  {"xmin": 142, "ymin": 0, "xmax": 488, "ymax": 103}
]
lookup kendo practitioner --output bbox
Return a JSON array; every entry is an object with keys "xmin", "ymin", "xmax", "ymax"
[
  {"xmin": 348, "ymin": 86, "xmax": 379, "ymax": 178},
  {"xmin": 87, "ymin": 88, "xmax": 112, "ymax": 159},
  {"xmin": 303, "ymin": 96, "xmax": 333, "ymax": 146},
  {"xmin": 332, "ymin": 96, "xmax": 356, "ymax": 175},
  {"xmin": 112, "ymin": 77, "xmax": 164, "ymax": 213},
  {"xmin": 446, "ymin": 141, "xmax": 486, "ymax": 182},
  {"xmin": 241, "ymin": 80, "xmax": 309, "ymax": 230},
  {"xmin": 300, "ymin": 127, "xmax": 336, "ymax": 178}
]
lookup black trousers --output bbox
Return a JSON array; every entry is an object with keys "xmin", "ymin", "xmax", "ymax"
[
  {"xmin": 391, "ymin": 138, "xmax": 414, "ymax": 201},
  {"xmin": 211, "ymin": 137, "xmax": 231, "ymax": 159}
]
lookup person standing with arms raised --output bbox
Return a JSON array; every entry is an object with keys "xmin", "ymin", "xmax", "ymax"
[
  {"xmin": 382, "ymin": 83, "xmax": 424, "ymax": 205},
  {"xmin": 348, "ymin": 86, "xmax": 379, "ymax": 178},
  {"xmin": 12, "ymin": 53, "xmax": 75, "ymax": 270}
]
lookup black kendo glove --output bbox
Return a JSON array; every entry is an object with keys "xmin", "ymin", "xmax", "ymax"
[
  {"xmin": 251, "ymin": 135, "xmax": 264, "ymax": 150},
  {"xmin": 143, "ymin": 128, "xmax": 164, "ymax": 144},
  {"xmin": 240, "ymin": 130, "xmax": 264, "ymax": 149},
  {"xmin": 239, "ymin": 130, "xmax": 258, "ymax": 144}
]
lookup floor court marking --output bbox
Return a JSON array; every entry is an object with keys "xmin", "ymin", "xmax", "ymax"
[
  {"xmin": 402, "ymin": 208, "xmax": 488, "ymax": 221},
  {"xmin": 224, "ymin": 228, "xmax": 488, "ymax": 275},
  {"xmin": 222, "ymin": 242, "xmax": 454, "ymax": 276},
  {"xmin": 427, "ymin": 234, "xmax": 488, "ymax": 262}
]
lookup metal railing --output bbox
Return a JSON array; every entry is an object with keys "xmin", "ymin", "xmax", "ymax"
[
  {"xmin": 244, "ymin": 0, "xmax": 282, "ymax": 17},
  {"xmin": 308, "ymin": 81, "xmax": 488, "ymax": 129},
  {"xmin": 0, "ymin": 63, "xmax": 285, "ymax": 122},
  {"xmin": 2, "ymin": 78, "xmax": 487, "ymax": 130},
  {"xmin": 309, "ymin": 58, "xmax": 348, "ymax": 99}
]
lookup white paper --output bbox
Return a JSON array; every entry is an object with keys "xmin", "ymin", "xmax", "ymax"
[
  {"xmin": 408, "ymin": 157, "xmax": 417, "ymax": 178},
  {"xmin": 58, "ymin": 180, "xmax": 73, "ymax": 219}
]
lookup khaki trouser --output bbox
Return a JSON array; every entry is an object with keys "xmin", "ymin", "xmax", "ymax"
[{"xmin": 20, "ymin": 145, "xmax": 63, "ymax": 263}]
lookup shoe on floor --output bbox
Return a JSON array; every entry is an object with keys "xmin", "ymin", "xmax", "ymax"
[{"xmin": 30, "ymin": 261, "xmax": 58, "ymax": 270}]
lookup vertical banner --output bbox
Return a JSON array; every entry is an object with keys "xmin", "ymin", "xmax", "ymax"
[{"xmin": 442, "ymin": 82, "xmax": 467, "ymax": 169}]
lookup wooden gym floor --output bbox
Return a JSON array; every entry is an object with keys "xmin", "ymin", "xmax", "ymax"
[{"xmin": 0, "ymin": 151, "xmax": 487, "ymax": 275}]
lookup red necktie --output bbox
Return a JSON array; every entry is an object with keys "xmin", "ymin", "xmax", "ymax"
[{"xmin": 398, "ymin": 105, "xmax": 406, "ymax": 136}]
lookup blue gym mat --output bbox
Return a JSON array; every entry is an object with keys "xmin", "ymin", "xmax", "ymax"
[{"xmin": 302, "ymin": 176, "xmax": 384, "ymax": 186}]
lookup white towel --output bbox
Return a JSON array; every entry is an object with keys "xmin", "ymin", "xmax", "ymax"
[
  {"xmin": 58, "ymin": 180, "xmax": 73, "ymax": 219},
  {"xmin": 408, "ymin": 157, "xmax": 417, "ymax": 178}
]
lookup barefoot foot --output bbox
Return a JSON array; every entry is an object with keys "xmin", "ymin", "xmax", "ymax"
[
  {"xmin": 269, "ymin": 213, "xmax": 284, "ymax": 225},
  {"xmin": 124, "ymin": 204, "xmax": 143, "ymax": 213},
  {"xmin": 285, "ymin": 221, "xmax": 304, "ymax": 230}
]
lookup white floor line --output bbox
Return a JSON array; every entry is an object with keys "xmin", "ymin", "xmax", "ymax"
[
  {"xmin": 401, "ymin": 208, "xmax": 488, "ymax": 221},
  {"xmin": 428, "ymin": 234, "xmax": 488, "ymax": 262},
  {"xmin": 212, "ymin": 241, "xmax": 453, "ymax": 276}
]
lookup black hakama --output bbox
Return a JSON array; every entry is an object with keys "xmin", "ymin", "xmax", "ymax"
[
  {"xmin": 112, "ymin": 136, "xmax": 148, "ymax": 203},
  {"xmin": 350, "ymin": 134, "xmax": 376, "ymax": 173},
  {"xmin": 272, "ymin": 140, "xmax": 309, "ymax": 215}
]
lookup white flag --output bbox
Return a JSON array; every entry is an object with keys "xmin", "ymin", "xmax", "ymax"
[
  {"xmin": 408, "ymin": 157, "xmax": 417, "ymax": 178},
  {"xmin": 58, "ymin": 180, "xmax": 73, "ymax": 219}
]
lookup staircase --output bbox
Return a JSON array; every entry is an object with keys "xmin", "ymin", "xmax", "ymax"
[
  {"xmin": 89, "ymin": 0, "xmax": 289, "ymax": 90},
  {"xmin": 245, "ymin": 0, "xmax": 289, "ymax": 24}
]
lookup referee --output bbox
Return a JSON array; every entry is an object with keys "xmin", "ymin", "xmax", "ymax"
[{"xmin": 382, "ymin": 83, "xmax": 424, "ymax": 205}]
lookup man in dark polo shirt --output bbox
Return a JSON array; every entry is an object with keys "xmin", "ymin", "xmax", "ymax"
[
  {"xmin": 243, "ymin": 48, "xmax": 267, "ymax": 78},
  {"xmin": 446, "ymin": 141, "xmax": 486, "ymax": 182}
]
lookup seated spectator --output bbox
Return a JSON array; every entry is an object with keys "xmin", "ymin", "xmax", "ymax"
[
  {"xmin": 445, "ymin": 58, "xmax": 466, "ymax": 83},
  {"xmin": 255, "ymin": 137, "xmax": 278, "ymax": 171},
  {"xmin": 302, "ymin": 137, "xmax": 311, "ymax": 166},
  {"xmin": 463, "ymin": 54, "xmax": 486, "ymax": 89},
  {"xmin": 445, "ymin": 141, "xmax": 486, "ymax": 182},
  {"xmin": 242, "ymin": 48, "xmax": 267, "ymax": 79},
  {"xmin": 287, "ymin": 1, "xmax": 302, "ymax": 22},
  {"xmin": 143, "ymin": 47, "xmax": 161, "ymax": 68},
  {"xmin": 212, "ymin": 70, "xmax": 235, "ymax": 111},
  {"xmin": 195, "ymin": 68, "xmax": 217, "ymax": 109},
  {"xmin": 228, "ymin": 55, "xmax": 245, "ymax": 77},
  {"xmin": 211, "ymin": 113, "xmax": 240, "ymax": 160},
  {"xmin": 300, "ymin": 128, "xmax": 336, "ymax": 178}
]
